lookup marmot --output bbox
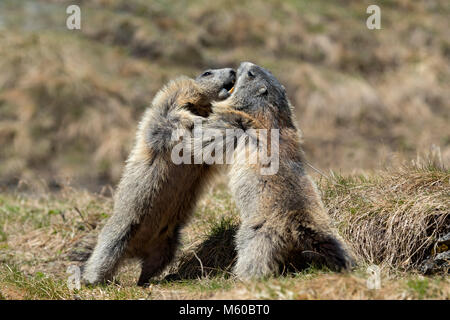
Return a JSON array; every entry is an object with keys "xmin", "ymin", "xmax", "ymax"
[
  {"xmin": 199, "ymin": 62, "xmax": 355, "ymax": 279},
  {"xmin": 82, "ymin": 68, "xmax": 236, "ymax": 286}
]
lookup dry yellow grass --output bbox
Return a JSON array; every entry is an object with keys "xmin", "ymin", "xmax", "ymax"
[
  {"xmin": 325, "ymin": 160, "xmax": 449, "ymax": 270},
  {"xmin": 1, "ymin": 162, "xmax": 447, "ymax": 300}
]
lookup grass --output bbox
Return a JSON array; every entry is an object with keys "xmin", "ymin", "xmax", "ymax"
[
  {"xmin": 1, "ymin": 263, "xmax": 448, "ymax": 300},
  {"xmin": 324, "ymin": 160, "xmax": 449, "ymax": 270},
  {"xmin": 0, "ymin": 162, "xmax": 448, "ymax": 300}
]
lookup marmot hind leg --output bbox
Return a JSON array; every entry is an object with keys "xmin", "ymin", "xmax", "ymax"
[
  {"xmin": 312, "ymin": 233, "xmax": 355, "ymax": 271},
  {"xmin": 289, "ymin": 228, "xmax": 356, "ymax": 272},
  {"xmin": 137, "ymin": 227, "xmax": 181, "ymax": 286},
  {"xmin": 233, "ymin": 224, "xmax": 285, "ymax": 280},
  {"xmin": 82, "ymin": 214, "xmax": 136, "ymax": 285}
]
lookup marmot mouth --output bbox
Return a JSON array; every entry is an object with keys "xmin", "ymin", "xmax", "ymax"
[{"xmin": 223, "ymin": 79, "xmax": 235, "ymax": 93}]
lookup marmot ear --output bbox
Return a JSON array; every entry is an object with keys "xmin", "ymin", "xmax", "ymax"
[{"xmin": 258, "ymin": 86, "xmax": 268, "ymax": 95}]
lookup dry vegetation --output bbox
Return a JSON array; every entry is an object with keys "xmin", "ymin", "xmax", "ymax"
[
  {"xmin": 0, "ymin": 0, "xmax": 449, "ymax": 189},
  {"xmin": 0, "ymin": 0, "xmax": 449, "ymax": 300}
]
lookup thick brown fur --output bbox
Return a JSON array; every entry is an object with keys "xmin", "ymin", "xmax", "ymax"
[
  {"xmin": 200, "ymin": 62, "xmax": 355, "ymax": 279},
  {"xmin": 82, "ymin": 68, "xmax": 235, "ymax": 286}
]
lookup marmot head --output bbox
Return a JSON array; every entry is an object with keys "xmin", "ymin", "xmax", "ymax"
[
  {"xmin": 223, "ymin": 62, "xmax": 294, "ymax": 127},
  {"xmin": 195, "ymin": 68, "xmax": 236, "ymax": 102}
]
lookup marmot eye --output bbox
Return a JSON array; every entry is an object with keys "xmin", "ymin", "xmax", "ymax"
[
  {"xmin": 201, "ymin": 71, "xmax": 212, "ymax": 77},
  {"xmin": 247, "ymin": 70, "xmax": 255, "ymax": 78}
]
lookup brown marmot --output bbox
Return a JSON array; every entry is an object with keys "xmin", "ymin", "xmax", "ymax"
[
  {"xmin": 82, "ymin": 68, "xmax": 236, "ymax": 286},
  {"xmin": 199, "ymin": 62, "xmax": 355, "ymax": 279}
]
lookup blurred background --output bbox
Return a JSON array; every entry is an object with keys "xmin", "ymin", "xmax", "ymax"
[{"xmin": 0, "ymin": 0, "xmax": 449, "ymax": 192}]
